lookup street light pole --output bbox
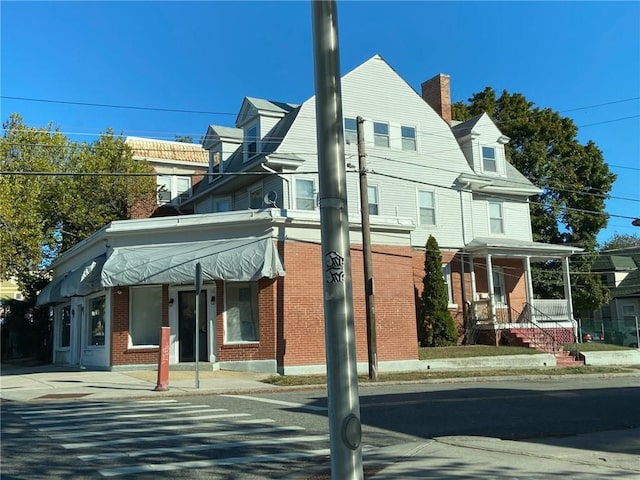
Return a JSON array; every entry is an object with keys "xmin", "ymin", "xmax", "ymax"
[{"xmin": 311, "ymin": 2, "xmax": 363, "ymax": 479}]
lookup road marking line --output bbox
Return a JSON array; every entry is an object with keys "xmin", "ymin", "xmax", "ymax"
[
  {"xmin": 99, "ymin": 448, "xmax": 330, "ymax": 477},
  {"xmin": 221, "ymin": 394, "xmax": 328, "ymax": 412},
  {"xmin": 49, "ymin": 418, "xmax": 277, "ymax": 439},
  {"xmin": 63, "ymin": 425, "xmax": 306, "ymax": 450},
  {"xmin": 29, "ymin": 409, "xmax": 235, "ymax": 425},
  {"xmin": 80, "ymin": 434, "xmax": 329, "ymax": 461},
  {"xmin": 20, "ymin": 404, "xmax": 217, "ymax": 418}
]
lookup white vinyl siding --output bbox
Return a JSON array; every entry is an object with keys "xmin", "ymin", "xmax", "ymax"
[{"xmin": 418, "ymin": 190, "xmax": 436, "ymax": 225}]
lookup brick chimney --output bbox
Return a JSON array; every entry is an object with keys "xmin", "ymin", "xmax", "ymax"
[{"xmin": 421, "ymin": 73, "xmax": 452, "ymax": 126}]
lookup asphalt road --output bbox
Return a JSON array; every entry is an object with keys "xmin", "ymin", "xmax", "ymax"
[{"xmin": 1, "ymin": 376, "xmax": 638, "ymax": 479}]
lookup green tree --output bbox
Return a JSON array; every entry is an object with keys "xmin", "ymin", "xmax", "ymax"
[
  {"xmin": 418, "ymin": 235, "xmax": 458, "ymax": 347},
  {"xmin": 0, "ymin": 114, "xmax": 68, "ymax": 290},
  {"xmin": 599, "ymin": 233, "xmax": 640, "ymax": 251},
  {"xmin": 453, "ymin": 89, "xmax": 616, "ymax": 312},
  {"xmin": 1, "ymin": 115, "xmax": 156, "ymax": 296},
  {"xmin": 57, "ymin": 130, "xmax": 156, "ymax": 251}
]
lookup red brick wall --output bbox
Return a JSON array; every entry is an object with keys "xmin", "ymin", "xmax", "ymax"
[{"xmin": 278, "ymin": 241, "xmax": 418, "ymax": 367}]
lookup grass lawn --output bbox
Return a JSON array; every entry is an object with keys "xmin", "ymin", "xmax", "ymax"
[
  {"xmin": 562, "ymin": 342, "xmax": 635, "ymax": 352},
  {"xmin": 418, "ymin": 345, "xmax": 540, "ymax": 360},
  {"xmin": 262, "ymin": 365, "xmax": 634, "ymax": 387}
]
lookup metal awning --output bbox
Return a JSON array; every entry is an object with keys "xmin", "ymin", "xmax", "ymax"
[{"xmin": 101, "ymin": 237, "xmax": 284, "ymax": 287}]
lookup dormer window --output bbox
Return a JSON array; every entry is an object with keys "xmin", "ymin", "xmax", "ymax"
[
  {"xmin": 482, "ymin": 146, "xmax": 497, "ymax": 173},
  {"xmin": 246, "ymin": 125, "xmax": 258, "ymax": 158}
]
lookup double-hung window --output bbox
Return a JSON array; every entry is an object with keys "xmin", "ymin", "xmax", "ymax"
[
  {"xmin": 225, "ymin": 282, "xmax": 259, "ymax": 343},
  {"xmin": 489, "ymin": 202, "xmax": 504, "ymax": 234},
  {"xmin": 368, "ymin": 185, "xmax": 379, "ymax": 215},
  {"xmin": 156, "ymin": 175, "xmax": 192, "ymax": 205},
  {"xmin": 482, "ymin": 146, "xmax": 497, "ymax": 173},
  {"xmin": 418, "ymin": 190, "xmax": 436, "ymax": 225},
  {"xmin": 295, "ymin": 178, "xmax": 315, "ymax": 210},
  {"xmin": 401, "ymin": 126, "xmax": 416, "ymax": 151},
  {"xmin": 373, "ymin": 122, "xmax": 389, "ymax": 148},
  {"xmin": 214, "ymin": 196, "xmax": 232, "ymax": 212},
  {"xmin": 246, "ymin": 125, "xmax": 258, "ymax": 159},
  {"xmin": 344, "ymin": 117, "xmax": 357, "ymax": 145},
  {"xmin": 442, "ymin": 265, "xmax": 454, "ymax": 305}
]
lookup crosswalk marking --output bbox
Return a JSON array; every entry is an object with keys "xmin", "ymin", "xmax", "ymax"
[
  {"xmin": 79, "ymin": 434, "xmax": 329, "ymax": 461},
  {"xmin": 62, "ymin": 425, "xmax": 306, "ymax": 449},
  {"xmin": 28, "ymin": 410, "xmax": 246, "ymax": 425},
  {"xmin": 99, "ymin": 449, "xmax": 331, "ymax": 477},
  {"xmin": 221, "ymin": 394, "xmax": 328, "ymax": 412},
  {"xmin": 19, "ymin": 403, "xmax": 214, "ymax": 417}
]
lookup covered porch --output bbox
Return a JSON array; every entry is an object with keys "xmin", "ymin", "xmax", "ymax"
[{"xmin": 462, "ymin": 238, "xmax": 582, "ymax": 349}]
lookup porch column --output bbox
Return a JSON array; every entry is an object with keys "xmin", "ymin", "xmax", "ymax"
[
  {"xmin": 524, "ymin": 256, "xmax": 534, "ymax": 313},
  {"xmin": 486, "ymin": 254, "xmax": 496, "ymax": 324},
  {"xmin": 469, "ymin": 256, "xmax": 477, "ymax": 319},
  {"xmin": 561, "ymin": 256, "xmax": 577, "ymax": 338}
]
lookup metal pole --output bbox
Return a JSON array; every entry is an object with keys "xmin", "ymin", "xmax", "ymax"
[
  {"xmin": 311, "ymin": 2, "xmax": 363, "ymax": 479},
  {"xmin": 635, "ymin": 316, "xmax": 639, "ymax": 350},
  {"xmin": 356, "ymin": 116, "xmax": 378, "ymax": 381},
  {"xmin": 195, "ymin": 263, "xmax": 202, "ymax": 389}
]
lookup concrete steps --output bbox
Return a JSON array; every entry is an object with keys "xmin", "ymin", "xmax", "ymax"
[{"xmin": 505, "ymin": 328, "xmax": 584, "ymax": 367}]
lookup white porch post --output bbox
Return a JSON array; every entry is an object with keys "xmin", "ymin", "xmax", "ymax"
[
  {"xmin": 561, "ymin": 256, "xmax": 577, "ymax": 338},
  {"xmin": 486, "ymin": 254, "xmax": 496, "ymax": 324},
  {"xmin": 524, "ymin": 256, "xmax": 534, "ymax": 315},
  {"xmin": 469, "ymin": 256, "xmax": 477, "ymax": 319}
]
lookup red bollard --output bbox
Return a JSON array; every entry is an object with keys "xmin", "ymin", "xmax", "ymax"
[{"xmin": 155, "ymin": 326, "xmax": 171, "ymax": 391}]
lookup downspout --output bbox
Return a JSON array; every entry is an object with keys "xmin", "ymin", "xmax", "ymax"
[{"xmin": 261, "ymin": 162, "xmax": 289, "ymax": 209}]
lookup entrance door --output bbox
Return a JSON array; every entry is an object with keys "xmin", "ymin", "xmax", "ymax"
[
  {"xmin": 492, "ymin": 267, "xmax": 508, "ymax": 322},
  {"xmin": 178, "ymin": 291, "xmax": 208, "ymax": 362}
]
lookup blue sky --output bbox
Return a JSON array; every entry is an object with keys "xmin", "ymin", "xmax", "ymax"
[{"xmin": 2, "ymin": 1, "xmax": 639, "ymax": 243}]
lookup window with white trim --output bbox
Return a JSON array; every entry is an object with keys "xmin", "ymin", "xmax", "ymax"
[
  {"xmin": 225, "ymin": 282, "xmax": 259, "ymax": 343},
  {"xmin": 401, "ymin": 126, "xmax": 416, "ymax": 151},
  {"xmin": 295, "ymin": 178, "xmax": 315, "ymax": 210},
  {"xmin": 368, "ymin": 185, "xmax": 379, "ymax": 215},
  {"xmin": 489, "ymin": 202, "xmax": 504, "ymax": 234},
  {"xmin": 344, "ymin": 117, "xmax": 357, "ymax": 145},
  {"xmin": 156, "ymin": 175, "xmax": 192, "ymax": 205},
  {"xmin": 130, "ymin": 286, "xmax": 162, "ymax": 346},
  {"xmin": 373, "ymin": 122, "xmax": 389, "ymax": 148},
  {"xmin": 482, "ymin": 146, "xmax": 497, "ymax": 173},
  {"xmin": 249, "ymin": 185, "xmax": 263, "ymax": 209},
  {"xmin": 442, "ymin": 265, "xmax": 453, "ymax": 305},
  {"xmin": 418, "ymin": 190, "xmax": 436, "ymax": 225}
]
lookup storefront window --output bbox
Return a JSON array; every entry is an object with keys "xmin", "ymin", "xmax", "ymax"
[
  {"xmin": 225, "ymin": 282, "xmax": 259, "ymax": 343},
  {"xmin": 130, "ymin": 286, "xmax": 162, "ymax": 346},
  {"xmin": 89, "ymin": 296, "xmax": 105, "ymax": 346}
]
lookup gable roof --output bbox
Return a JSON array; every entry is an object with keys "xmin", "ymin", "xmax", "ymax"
[
  {"xmin": 236, "ymin": 97, "xmax": 299, "ymax": 128},
  {"xmin": 201, "ymin": 125, "xmax": 243, "ymax": 149},
  {"xmin": 126, "ymin": 137, "xmax": 209, "ymax": 164},
  {"xmin": 451, "ymin": 113, "xmax": 484, "ymax": 138}
]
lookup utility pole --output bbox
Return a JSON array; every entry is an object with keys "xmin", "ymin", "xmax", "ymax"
[
  {"xmin": 357, "ymin": 116, "xmax": 378, "ymax": 381},
  {"xmin": 311, "ymin": 2, "xmax": 363, "ymax": 479}
]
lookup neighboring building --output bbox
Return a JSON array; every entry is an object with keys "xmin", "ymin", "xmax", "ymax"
[
  {"xmin": 0, "ymin": 278, "xmax": 23, "ymax": 302},
  {"xmin": 125, "ymin": 136, "xmax": 209, "ymax": 217},
  {"xmin": 38, "ymin": 55, "xmax": 581, "ymax": 373},
  {"xmin": 590, "ymin": 248, "xmax": 640, "ymax": 347}
]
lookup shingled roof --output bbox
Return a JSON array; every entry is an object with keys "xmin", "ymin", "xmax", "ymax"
[{"xmin": 126, "ymin": 136, "xmax": 209, "ymax": 164}]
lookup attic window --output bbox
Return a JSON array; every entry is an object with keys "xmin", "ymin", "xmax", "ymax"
[
  {"xmin": 246, "ymin": 125, "xmax": 258, "ymax": 159},
  {"xmin": 373, "ymin": 122, "xmax": 389, "ymax": 148},
  {"xmin": 482, "ymin": 146, "xmax": 497, "ymax": 173},
  {"xmin": 344, "ymin": 118, "xmax": 357, "ymax": 145}
]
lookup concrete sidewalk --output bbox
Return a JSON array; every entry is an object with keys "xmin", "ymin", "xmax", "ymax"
[{"xmin": 2, "ymin": 364, "xmax": 639, "ymax": 479}]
